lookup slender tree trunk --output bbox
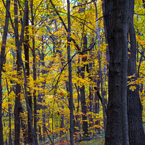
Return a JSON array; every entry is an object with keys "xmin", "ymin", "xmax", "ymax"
[
  {"xmin": 94, "ymin": 1, "xmax": 106, "ymax": 133},
  {"xmin": 67, "ymin": 0, "xmax": 74, "ymax": 144},
  {"xmin": 41, "ymin": 35, "xmax": 46, "ymax": 143},
  {"xmin": 8, "ymin": 100, "xmax": 12, "ymax": 145},
  {"xmin": 19, "ymin": 103, "xmax": 29, "ymax": 144},
  {"xmin": 6, "ymin": 80, "xmax": 12, "ymax": 145},
  {"xmin": 88, "ymin": 51, "xmax": 93, "ymax": 135},
  {"xmin": 30, "ymin": 1, "xmax": 37, "ymax": 142},
  {"xmin": 0, "ymin": 0, "xmax": 10, "ymax": 144},
  {"xmin": 6, "ymin": 79, "xmax": 12, "ymax": 145},
  {"xmin": 80, "ymin": 36, "xmax": 88, "ymax": 137},
  {"xmin": 23, "ymin": 3, "xmax": 32, "ymax": 143},
  {"xmin": 14, "ymin": 40, "xmax": 21, "ymax": 145},
  {"xmin": 94, "ymin": 81, "xmax": 100, "ymax": 134},
  {"xmin": 14, "ymin": 0, "xmax": 21, "ymax": 144}
]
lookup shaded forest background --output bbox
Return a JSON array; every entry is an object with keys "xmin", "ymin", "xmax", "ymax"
[{"xmin": 0, "ymin": 0, "xmax": 145, "ymax": 144}]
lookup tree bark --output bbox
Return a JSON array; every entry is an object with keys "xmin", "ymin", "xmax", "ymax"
[
  {"xmin": 94, "ymin": 0, "xmax": 106, "ymax": 133},
  {"xmin": 104, "ymin": 0, "xmax": 129, "ymax": 144},
  {"xmin": 14, "ymin": 0, "xmax": 21, "ymax": 144},
  {"xmin": 23, "ymin": 2, "xmax": 32, "ymax": 143},
  {"xmin": 80, "ymin": 36, "xmax": 88, "ymax": 137},
  {"xmin": 127, "ymin": 0, "xmax": 145, "ymax": 144},
  {"xmin": 67, "ymin": 0, "xmax": 74, "ymax": 144},
  {"xmin": 6, "ymin": 79, "xmax": 12, "ymax": 145},
  {"xmin": 0, "ymin": 0, "xmax": 10, "ymax": 144},
  {"xmin": 30, "ymin": 1, "xmax": 37, "ymax": 142}
]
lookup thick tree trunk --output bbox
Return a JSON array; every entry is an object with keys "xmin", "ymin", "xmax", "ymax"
[
  {"xmin": 127, "ymin": 0, "xmax": 145, "ymax": 144},
  {"xmin": 104, "ymin": 0, "xmax": 129, "ymax": 144}
]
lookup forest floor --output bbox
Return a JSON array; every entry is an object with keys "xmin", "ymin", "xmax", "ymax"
[{"xmin": 44, "ymin": 136, "xmax": 105, "ymax": 145}]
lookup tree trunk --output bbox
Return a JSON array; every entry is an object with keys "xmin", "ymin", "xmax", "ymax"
[
  {"xmin": 0, "ymin": 0, "xmax": 10, "ymax": 144},
  {"xmin": 41, "ymin": 36, "xmax": 46, "ymax": 143},
  {"xmin": 127, "ymin": 0, "xmax": 145, "ymax": 144},
  {"xmin": 24, "ymin": 3, "xmax": 32, "ymax": 143},
  {"xmin": 30, "ymin": 1, "xmax": 37, "ymax": 142},
  {"xmin": 80, "ymin": 36, "xmax": 88, "ymax": 137},
  {"xmin": 104, "ymin": 0, "xmax": 129, "ymax": 144},
  {"xmin": 14, "ymin": 0, "xmax": 21, "ymax": 144},
  {"xmin": 67, "ymin": 0, "xmax": 74, "ymax": 144},
  {"xmin": 6, "ymin": 80, "xmax": 12, "ymax": 145},
  {"xmin": 19, "ymin": 103, "xmax": 29, "ymax": 144}
]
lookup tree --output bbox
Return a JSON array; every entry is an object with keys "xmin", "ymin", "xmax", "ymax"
[
  {"xmin": 0, "ymin": 0, "xmax": 10, "ymax": 144},
  {"xmin": 67, "ymin": 0, "xmax": 74, "ymax": 144},
  {"xmin": 127, "ymin": 0, "xmax": 145, "ymax": 144},
  {"xmin": 104, "ymin": 0, "xmax": 129, "ymax": 144}
]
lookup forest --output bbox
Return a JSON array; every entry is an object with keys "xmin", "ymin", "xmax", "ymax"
[{"xmin": 0, "ymin": 0, "xmax": 145, "ymax": 145}]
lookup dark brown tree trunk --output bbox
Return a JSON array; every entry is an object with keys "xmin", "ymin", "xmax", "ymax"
[
  {"xmin": 6, "ymin": 80, "xmax": 12, "ymax": 145},
  {"xmin": 19, "ymin": 103, "xmax": 29, "ymax": 144},
  {"xmin": 67, "ymin": 0, "xmax": 74, "ymax": 144},
  {"xmin": 104, "ymin": 0, "xmax": 129, "ymax": 144},
  {"xmin": 80, "ymin": 35, "xmax": 88, "ymax": 137},
  {"xmin": 75, "ymin": 79, "xmax": 81, "ymax": 139},
  {"xmin": 41, "ymin": 36, "xmax": 46, "ymax": 143},
  {"xmin": 30, "ymin": 1, "xmax": 37, "ymax": 142},
  {"xmin": 127, "ymin": 0, "xmax": 145, "ymax": 144},
  {"xmin": 37, "ymin": 60, "xmax": 43, "ymax": 143},
  {"xmin": 8, "ymin": 101, "xmax": 12, "ymax": 145},
  {"xmin": 24, "ymin": 3, "xmax": 32, "ymax": 143},
  {"xmin": 0, "ymin": 0, "xmax": 10, "ymax": 144},
  {"xmin": 14, "ymin": 0, "xmax": 21, "ymax": 144},
  {"xmin": 14, "ymin": 47, "xmax": 21, "ymax": 145},
  {"xmin": 94, "ymin": 73, "xmax": 100, "ymax": 134}
]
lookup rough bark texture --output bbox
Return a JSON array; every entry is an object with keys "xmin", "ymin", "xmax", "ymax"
[
  {"xmin": 105, "ymin": 0, "xmax": 129, "ymax": 144},
  {"xmin": 127, "ymin": 0, "xmax": 145, "ymax": 144}
]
